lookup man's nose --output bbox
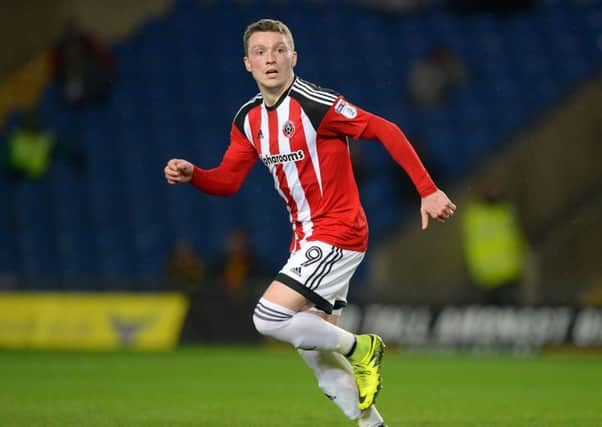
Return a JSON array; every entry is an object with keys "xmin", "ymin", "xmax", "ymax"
[{"xmin": 265, "ymin": 50, "xmax": 276, "ymax": 63}]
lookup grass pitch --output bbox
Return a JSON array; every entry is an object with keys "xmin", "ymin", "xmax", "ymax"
[{"xmin": 0, "ymin": 346, "xmax": 601, "ymax": 426}]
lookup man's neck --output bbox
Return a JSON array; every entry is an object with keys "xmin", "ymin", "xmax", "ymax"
[{"xmin": 260, "ymin": 74, "xmax": 295, "ymax": 107}]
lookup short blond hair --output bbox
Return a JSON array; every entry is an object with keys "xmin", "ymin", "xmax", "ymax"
[{"xmin": 243, "ymin": 19, "xmax": 295, "ymax": 56}]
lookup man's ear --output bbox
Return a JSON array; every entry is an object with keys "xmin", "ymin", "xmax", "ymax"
[
  {"xmin": 291, "ymin": 51, "xmax": 298, "ymax": 68},
  {"xmin": 243, "ymin": 56, "xmax": 252, "ymax": 72}
]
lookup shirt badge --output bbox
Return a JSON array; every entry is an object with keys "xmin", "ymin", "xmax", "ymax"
[
  {"xmin": 334, "ymin": 99, "xmax": 358, "ymax": 119},
  {"xmin": 282, "ymin": 120, "xmax": 296, "ymax": 138}
]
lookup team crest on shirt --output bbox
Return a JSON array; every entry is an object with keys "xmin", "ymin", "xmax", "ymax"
[
  {"xmin": 282, "ymin": 120, "xmax": 296, "ymax": 138},
  {"xmin": 334, "ymin": 99, "xmax": 357, "ymax": 119}
]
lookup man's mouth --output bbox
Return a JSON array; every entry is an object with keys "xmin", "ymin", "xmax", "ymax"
[{"xmin": 266, "ymin": 69, "xmax": 278, "ymax": 76}]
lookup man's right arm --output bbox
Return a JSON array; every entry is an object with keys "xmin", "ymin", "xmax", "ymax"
[{"xmin": 164, "ymin": 125, "xmax": 257, "ymax": 196}]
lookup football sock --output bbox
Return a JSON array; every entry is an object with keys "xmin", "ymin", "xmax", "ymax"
[
  {"xmin": 253, "ymin": 298, "xmax": 356, "ymax": 353},
  {"xmin": 346, "ymin": 334, "xmax": 371, "ymax": 362},
  {"xmin": 357, "ymin": 406, "xmax": 385, "ymax": 427},
  {"xmin": 299, "ymin": 349, "xmax": 362, "ymax": 420}
]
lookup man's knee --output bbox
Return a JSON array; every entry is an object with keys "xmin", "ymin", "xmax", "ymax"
[
  {"xmin": 252, "ymin": 298, "xmax": 295, "ymax": 338},
  {"xmin": 253, "ymin": 301, "xmax": 323, "ymax": 350},
  {"xmin": 252, "ymin": 312, "xmax": 286, "ymax": 337}
]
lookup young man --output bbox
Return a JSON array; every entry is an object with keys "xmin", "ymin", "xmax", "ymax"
[{"xmin": 164, "ymin": 19, "xmax": 456, "ymax": 427}]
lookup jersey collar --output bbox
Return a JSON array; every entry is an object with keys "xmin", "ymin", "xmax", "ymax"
[{"xmin": 263, "ymin": 75, "xmax": 297, "ymax": 111}]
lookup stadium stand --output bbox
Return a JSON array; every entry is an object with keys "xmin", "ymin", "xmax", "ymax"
[{"xmin": 0, "ymin": 0, "xmax": 600, "ymax": 287}]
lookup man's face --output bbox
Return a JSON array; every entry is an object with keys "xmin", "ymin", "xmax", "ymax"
[{"xmin": 244, "ymin": 31, "xmax": 297, "ymax": 93}]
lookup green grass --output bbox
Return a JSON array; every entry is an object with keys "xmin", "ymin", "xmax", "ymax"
[{"xmin": 0, "ymin": 346, "xmax": 601, "ymax": 426}]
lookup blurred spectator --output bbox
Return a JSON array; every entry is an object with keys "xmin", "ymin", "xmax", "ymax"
[
  {"xmin": 49, "ymin": 18, "xmax": 116, "ymax": 109},
  {"xmin": 461, "ymin": 185, "xmax": 529, "ymax": 306},
  {"xmin": 579, "ymin": 276, "xmax": 602, "ymax": 306},
  {"xmin": 164, "ymin": 239, "xmax": 205, "ymax": 293},
  {"xmin": 213, "ymin": 228, "xmax": 265, "ymax": 298},
  {"xmin": 1, "ymin": 109, "xmax": 85, "ymax": 180},
  {"xmin": 406, "ymin": 44, "xmax": 469, "ymax": 108}
]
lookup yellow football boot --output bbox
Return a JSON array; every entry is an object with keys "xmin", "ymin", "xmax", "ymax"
[{"xmin": 348, "ymin": 334, "xmax": 385, "ymax": 410}]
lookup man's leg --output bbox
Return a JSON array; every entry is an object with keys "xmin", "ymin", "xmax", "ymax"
[
  {"xmin": 253, "ymin": 243, "xmax": 384, "ymax": 412},
  {"xmin": 252, "ymin": 286, "xmax": 355, "ymax": 353},
  {"xmin": 299, "ymin": 350, "xmax": 361, "ymax": 419},
  {"xmin": 253, "ymin": 281, "xmax": 385, "ymax": 412},
  {"xmin": 297, "ymin": 312, "xmax": 387, "ymax": 426}
]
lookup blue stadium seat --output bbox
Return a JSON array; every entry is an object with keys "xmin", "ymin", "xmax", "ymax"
[{"xmin": 2, "ymin": 0, "xmax": 601, "ymax": 283}]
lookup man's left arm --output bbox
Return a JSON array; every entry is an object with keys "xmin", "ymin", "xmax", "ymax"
[
  {"xmin": 359, "ymin": 112, "xmax": 457, "ymax": 229},
  {"xmin": 321, "ymin": 98, "xmax": 456, "ymax": 229}
]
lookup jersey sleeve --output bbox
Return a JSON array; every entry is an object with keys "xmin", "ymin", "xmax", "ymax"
[
  {"xmin": 317, "ymin": 97, "xmax": 370, "ymax": 140},
  {"xmin": 318, "ymin": 96, "xmax": 437, "ymax": 198},
  {"xmin": 190, "ymin": 124, "xmax": 258, "ymax": 196}
]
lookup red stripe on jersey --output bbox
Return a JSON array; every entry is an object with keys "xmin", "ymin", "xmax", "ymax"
[{"xmin": 268, "ymin": 109, "xmax": 301, "ymax": 251}]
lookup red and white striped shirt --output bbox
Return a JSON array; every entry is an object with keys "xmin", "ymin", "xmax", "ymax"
[{"xmin": 191, "ymin": 76, "xmax": 437, "ymax": 252}]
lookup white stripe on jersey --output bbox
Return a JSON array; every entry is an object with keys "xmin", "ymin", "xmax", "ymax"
[
  {"xmin": 277, "ymin": 98, "xmax": 314, "ymax": 245},
  {"xmin": 234, "ymin": 94, "xmax": 262, "ymax": 121},
  {"xmin": 292, "ymin": 85, "xmax": 334, "ymax": 107},
  {"xmin": 294, "ymin": 79, "xmax": 338, "ymax": 102},
  {"xmin": 262, "ymin": 104, "xmax": 294, "ymax": 225},
  {"xmin": 243, "ymin": 115, "xmax": 254, "ymax": 148},
  {"xmin": 300, "ymin": 108, "xmax": 322, "ymax": 195}
]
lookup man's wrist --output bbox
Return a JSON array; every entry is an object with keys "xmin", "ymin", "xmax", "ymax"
[
  {"xmin": 190, "ymin": 165, "xmax": 202, "ymax": 187},
  {"xmin": 418, "ymin": 183, "xmax": 438, "ymax": 198}
]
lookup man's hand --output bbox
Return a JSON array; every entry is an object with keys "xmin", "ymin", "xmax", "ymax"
[
  {"xmin": 164, "ymin": 158, "xmax": 194, "ymax": 184},
  {"xmin": 420, "ymin": 189, "xmax": 456, "ymax": 230}
]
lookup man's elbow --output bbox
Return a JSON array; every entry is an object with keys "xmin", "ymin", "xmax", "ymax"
[
  {"xmin": 215, "ymin": 181, "xmax": 243, "ymax": 197},
  {"xmin": 364, "ymin": 116, "xmax": 402, "ymax": 141}
]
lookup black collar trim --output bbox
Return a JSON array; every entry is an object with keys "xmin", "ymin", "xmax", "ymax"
[{"xmin": 264, "ymin": 76, "xmax": 297, "ymax": 111}]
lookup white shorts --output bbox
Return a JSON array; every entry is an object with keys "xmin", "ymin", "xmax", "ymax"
[{"xmin": 275, "ymin": 241, "xmax": 365, "ymax": 314}]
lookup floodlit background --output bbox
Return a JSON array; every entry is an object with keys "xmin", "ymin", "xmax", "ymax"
[
  {"xmin": 1, "ymin": 0, "xmax": 601, "ymax": 341},
  {"xmin": 0, "ymin": 1, "xmax": 601, "ymax": 425}
]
